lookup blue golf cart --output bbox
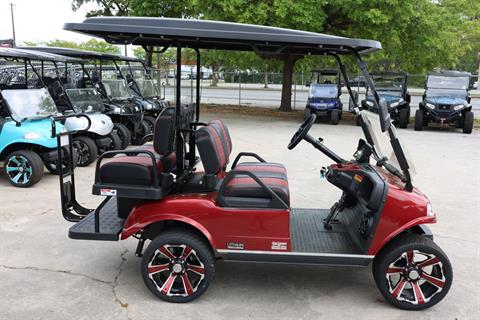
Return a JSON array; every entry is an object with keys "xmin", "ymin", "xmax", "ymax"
[
  {"xmin": 0, "ymin": 48, "xmax": 71, "ymax": 187},
  {"xmin": 305, "ymin": 69, "xmax": 343, "ymax": 124}
]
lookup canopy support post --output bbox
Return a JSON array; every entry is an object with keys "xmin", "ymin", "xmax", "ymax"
[
  {"xmin": 175, "ymin": 44, "xmax": 184, "ymax": 176},
  {"xmin": 330, "ymin": 53, "xmax": 359, "ymax": 114}
]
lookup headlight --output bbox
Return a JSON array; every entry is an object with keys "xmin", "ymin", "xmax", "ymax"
[
  {"xmin": 390, "ymin": 101, "xmax": 399, "ymax": 108},
  {"xmin": 134, "ymin": 106, "xmax": 140, "ymax": 112},
  {"xmin": 453, "ymin": 104, "xmax": 465, "ymax": 111},
  {"xmin": 426, "ymin": 103, "xmax": 435, "ymax": 110},
  {"xmin": 113, "ymin": 107, "xmax": 122, "ymax": 114},
  {"xmin": 145, "ymin": 103, "xmax": 153, "ymax": 110},
  {"xmin": 427, "ymin": 202, "xmax": 435, "ymax": 217},
  {"xmin": 366, "ymin": 101, "xmax": 374, "ymax": 106},
  {"xmin": 24, "ymin": 132, "xmax": 42, "ymax": 139}
]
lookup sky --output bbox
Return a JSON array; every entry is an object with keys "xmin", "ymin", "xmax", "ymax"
[{"xmin": 0, "ymin": 0, "xmax": 99, "ymax": 44}]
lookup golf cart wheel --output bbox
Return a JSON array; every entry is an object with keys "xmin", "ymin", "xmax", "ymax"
[
  {"xmin": 398, "ymin": 108, "xmax": 410, "ymax": 129},
  {"xmin": 113, "ymin": 123, "xmax": 131, "ymax": 150},
  {"xmin": 303, "ymin": 108, "xmax": 311, "ymax": 121},
  {"xmin": 131, "ymin": 120, "xmax": 152, "ymax": 146},
  {"xmin": 98, "ymin": 132, "xmax": 122, "ymax": 155},
  {"xmin": 462, "ymin": 111, "xmax": 473, "ymax": 134},
  {"xmin": 143, "ymin": 115, "xmax": 157, "ymax": 133},
  {"xmin": 4, "ymin": 150, "xmax": 44, "ymax": 187},
  {"xmin": 330, "ymin": 110, "xmax": 340, "ymax": 125},
  {"xmin": 414, "ymin": 110, "xmax": 424, "ymax": 131},
  {"xmin": 141, "ymin": 230, "xmax": 215, "ymax": 303},
  {"xmin": 373, "ymin": 234, "xmax": 452, "ymax": 310},
  {"xmin": 72, "ymin": 136, "xmax": 97, "ymax": 167},
  {"xmin": 45, "ymin": 147, "xmax": 78, "ymax": 175}
]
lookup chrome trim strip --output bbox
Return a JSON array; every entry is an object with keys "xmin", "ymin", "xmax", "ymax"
[{"xmin": 217, "ymin": 249, "xmax": 374, "ymax": 259}]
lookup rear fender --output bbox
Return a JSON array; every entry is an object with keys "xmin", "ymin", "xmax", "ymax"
[{"xmin": 121, "ymin": 211, "xmax": 215, "ymax": 247}]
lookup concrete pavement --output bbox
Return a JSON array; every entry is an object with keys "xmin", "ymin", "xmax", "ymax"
[{"xmin": 0, "ymin": 112, "xmax": 479, "ymax": 319}]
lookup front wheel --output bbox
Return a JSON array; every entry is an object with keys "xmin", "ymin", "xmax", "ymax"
[
  {"xmin": 113, "ymin": 122, "xmax": 131, "ymax": 150},
  {"xmin": 98, "ymin": 131, "xmax": 122, "ymax": 155},
  {"xmin": 131, "ymin": 120, "xmax": 152, "ymax": 146},
  {"xmin": 330, "ymin": 110, "xmax": 340, "ymax": 125},
  {"xmin": 141, "ymin": 230, "xmax": 215, "ymax": 303},
  {"xmin": 143, "ymin": 115, "xmax": 157, "ymax": 133},
  {"xmin": 373, "ymin": 234, "xmax": 452, "ymax": 310},
  {"xmin": 44, "ymin": 147, "xmax": 78, "ymax": 175},
  {"xmin": 398, "ymin": 107, "xmax": 410, "ymax": 129},
  {"xmin": 72, "ymin": 136, "xmax": 97, "ymax": 166},
  {"xmin": 463, "ymin": 111, "xmax": 473, "ymax": 134},
  {"xmin": 4, "ymin": 150, "xmax": 44, "ymax": 187},
  {"xmin": 414, "ymin": 110, "xmax": 424, "ymax": 131}
]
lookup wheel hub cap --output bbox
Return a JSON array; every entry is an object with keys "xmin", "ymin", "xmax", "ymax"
[
  {"xmin": 407, "ymin": 268, "xmax": 421, "ymax": 281},
  {"xmin": 172, "ymin": 262, "xmax": 184, "ymax": 274}
]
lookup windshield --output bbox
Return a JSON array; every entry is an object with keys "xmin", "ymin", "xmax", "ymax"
[
  {"xmin": 102, "ymin": 79, "xmax": 133, "ymax": 100},
  {"xmin": 136, "ymin": 79, "xmax": 160, "ymax": 97},
  {"xmin": 361, "ymin": 110, "xmax": 415, "ymax": 175},
  {"xmin": 2, "ymin": 88, "xmax": 57, "ymax": 122},
  {"xmin": 309, "ymin": 84, "xmax": 338, "ymax": 99},
  {"xmin": 425, "ymin": 88, "xmax": 467, "ymax": 101},
  {"xmin": 65, "ymin": 88, "xmax": 105, "ymax": 113},
  {"xmin": 427, "ymin": 75, "xmax": 469, "ymax": 90}
]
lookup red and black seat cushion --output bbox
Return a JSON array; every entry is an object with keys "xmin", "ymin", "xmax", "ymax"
[
  {"xmin": 233, "ymin": 162, "xmax": 287, "ymax": 180},
  {"xmin": 196, "ymin": 124, "xmax": 230, "ymax": 174}
]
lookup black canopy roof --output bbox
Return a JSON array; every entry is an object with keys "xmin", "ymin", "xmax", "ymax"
[
  {"xmin": 64, "ymin": 17, "xmax": 382, "ymax": 55},
  {"xmin": 0, "ymin": 47, "xmax": 79, "ymax": 62}
]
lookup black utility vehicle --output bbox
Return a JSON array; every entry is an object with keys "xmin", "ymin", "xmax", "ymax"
[
  {"xmin": 416, "ymin": 71, "xmax": 474, "ymax": 134},
  {"xmin": 361, "ymin": 73, "xmax": 410, "ymax": 128},
  {"xmin": 305, "ymin": 69, "xmax": 343, "ymax": 124},
  {"xmin": 24, "ymin": 47, "xmax": 152, "ymax": 146}
]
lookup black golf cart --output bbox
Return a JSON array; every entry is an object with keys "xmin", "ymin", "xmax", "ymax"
[
  {"xmin": 305, "ymin": 69, "xmax": 343, "ymax": 124},
  {"xmin": 416, "ymin": 70, "xmax": 474, "ymax": 134},
  {"xmin": 107, "ymin": 54, "xmax": 168, "ymax": 132},
  {"xmin": 360, "ymin": 72, "xmax": 411, "ymax": 128},
  {"xmin": 24, "ymin": 47, "xmax": 152, "ymax": 146}
]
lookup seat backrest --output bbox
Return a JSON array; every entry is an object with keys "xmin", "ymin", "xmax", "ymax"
[
  {"xmin": 195, "ymin": 119, "xmax": 232, "ymax": 174},
  {"xmin": 153, "ymin": 107, "xmax": 176, "ymax": 155}
]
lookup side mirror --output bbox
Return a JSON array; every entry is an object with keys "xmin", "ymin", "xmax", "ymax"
[{"xmin": 377, "ymin": 98, "xmax": 391, "ymax": 132}]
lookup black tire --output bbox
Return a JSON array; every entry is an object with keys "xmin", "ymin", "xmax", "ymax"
[
  {"xmin": 462, "ymin": 111, "xmax": 473, "ymax": 134},
  {"xmin": 330, "ymin": 110, "xmax": 340, "ymax": 125},
  {"xmin": 44, "ymin": 147, "xmax": 78, "ymax": 175},
  {"xmin": 131, "ymin": 120, "xmax": 152, "ymax": 146},
  {"xmin": 303, "ymin": 107, "xmax": 311, "ymax": 121},
  {"xmin": 98, "ymin": 131, "xmax": 122, "ymax": 155},
  {"xmin": 141, "ymin": 229, "xmax": 215, "ymax": 303},
  {"xmin": 3, "ymin": 150, "xmax": 44, "ymax": 187},
  {"xmin": 72, "ymin": 136, "xmax": 97, "ymax": 167},
  {"xmin": 113, "ymin": 122, "xmax": 131, "ymax": 150},
  {"xmin": 373, "ymin": 234, "xmax": 452, "ymax": 311},
  {"xmin": 398, "ymin": 107, "xmax": 410, "ymax": 129},
  {"xmin": 414, "ymin": 110, "xmax": 424, "ymax": 131},
  {"xmin": 143, "ymin": 115, "xmax": 157, "ymax": 133}
]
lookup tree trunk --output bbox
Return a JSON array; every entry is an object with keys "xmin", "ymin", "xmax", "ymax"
[
  {"xmin": 279, "ymin": 54, "xmax": 300, "ymax": 112},
  {"xmin": 210, "ymin": 63, "xmax": 219, "ymax": 87},
  {"xmin": 145, "ymin": 46, "xmax": 153, "ymax": 67}
]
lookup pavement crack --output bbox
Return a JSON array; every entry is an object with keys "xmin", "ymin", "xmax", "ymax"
[
  {"xmin": 112, "ymin": 248, "xmax": 132, "ymax": 320},
  {"xmin": 0, "ymin": 264, "xmax": 112, "ymax": 285}
]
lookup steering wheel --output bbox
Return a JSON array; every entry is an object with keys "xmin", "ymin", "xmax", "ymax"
[{"xmin": 288, "ymin": 114, "xmax": 317, "ymax": 150}]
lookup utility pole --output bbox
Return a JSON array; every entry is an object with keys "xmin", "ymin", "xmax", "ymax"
[{"xmin": 10, "ymin": 3, "xmax": 16, "ymax": 47}]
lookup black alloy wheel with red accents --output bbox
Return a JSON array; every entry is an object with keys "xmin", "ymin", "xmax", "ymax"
[
  {"xmin": 141, "ymin": 230, "xmax": 215, "ymax": 303},
  {"xmin": 373, "ymin": 234, "xmax": 452, "ymax": 310}
]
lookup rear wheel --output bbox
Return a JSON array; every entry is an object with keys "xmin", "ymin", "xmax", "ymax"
[
  {"xmin": 72, "ymin": 136, "xmax": 97, "ymax": 166},
  {"xmin": 398, "ymin": 107, "xmax": 410, "ymax": 129},
  {"xmin": 373, "ymin": 234, "xmax": 452, "ymax": 310},
  {"xmin": 4, "ymin": 150, "xmax": 44, "ymax": 187},
  {"xmin": 131, "ymin": 120, "xmax": 152, "ymax": 145},
  {"xmin": 113, "ymin": 122, "xmax": 131, "ymax": 150},
  {"xmin": 141, "ymin": 230, "xmax": 215, "ymax": 303},
  {"xmin": 414, "ymin": 110, "xmax": 424, "ymax": 131},
  {"xmin": 143, "ymin": 115, "xmax": 157, "ymax": 133},
  {"xmin": 463, "ymin": 111, "xmax": 473, "ymax": 134},
  {"xmin": 330, "ymin": 110, "xmax": 340, "ymax": 125}
]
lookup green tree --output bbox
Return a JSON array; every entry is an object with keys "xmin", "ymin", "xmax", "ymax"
[
  {"xmin": 71, "ymin": 0, "xmax": 130, "ymax": 16},
  {"xmin": 22, "ymin": 39, "xmax": 120, "ymax": 54}
]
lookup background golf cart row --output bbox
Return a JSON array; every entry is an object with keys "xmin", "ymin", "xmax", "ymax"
[
  {"xmin": 307, "ymin": 69, "xmax": 475, "ymax": 133},
  {"xmin": 0, "ymin": 47, "xmax": 167, "ymax": 187}
]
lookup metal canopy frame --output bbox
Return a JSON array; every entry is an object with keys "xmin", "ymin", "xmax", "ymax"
[{"xmin": 61, "ymin": 17, "xmax": 413, "ymax": 191}]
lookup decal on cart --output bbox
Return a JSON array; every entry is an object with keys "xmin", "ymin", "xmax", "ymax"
[
  {"xmin": 100, "ymin": 188, "xmax": 117, "ymax": 196},
  {"xmin": 227, "ymin": 242, "xmax": 244, "ymax": 250},
  {"xmin": 271, "ymin": 241, "xmax": 288, "ymax": 250}
]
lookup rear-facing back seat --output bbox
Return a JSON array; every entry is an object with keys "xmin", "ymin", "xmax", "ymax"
[
  {"xmin": 196, "ymin": 119, "xmax": 290, "ymax": 208},
  {"xmin": 94, "ymin": 108, "xmax": 176, "ymax": 198}
]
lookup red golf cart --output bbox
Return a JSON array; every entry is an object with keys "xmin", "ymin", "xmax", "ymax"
[{"xmin": 55, "ymin": 17, "xmax": 452, "ymax": 310}]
